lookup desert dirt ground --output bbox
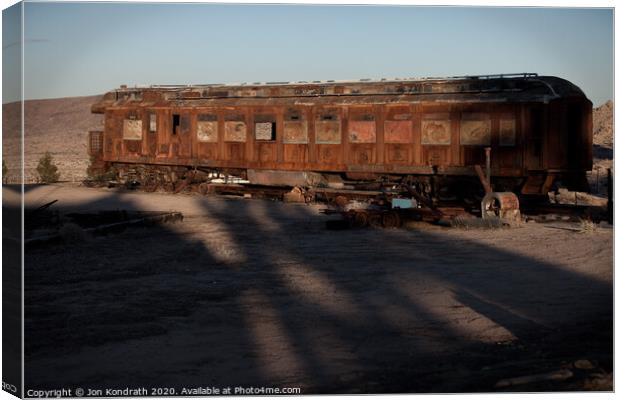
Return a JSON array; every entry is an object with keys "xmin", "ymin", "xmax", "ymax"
[{"xmin": 18, "ymin": 183, "xmax": 612, "ymax": 393}]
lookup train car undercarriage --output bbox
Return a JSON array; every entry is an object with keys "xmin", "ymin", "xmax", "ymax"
[{"xmin": 99, "ymin": 161, "xmax": 538, "ymax": 223}]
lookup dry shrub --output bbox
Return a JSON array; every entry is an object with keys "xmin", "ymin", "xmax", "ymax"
[
  {"xmin": 578, "ymin": 218, "xmax": 598, "ymax": 234},
  {"xmin": 36, "ymin": 152, "xmax": 60, "ymax": 183}
]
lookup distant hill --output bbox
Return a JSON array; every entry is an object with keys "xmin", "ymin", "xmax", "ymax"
[
  {"xmin": 2, "ymin": 95, "xmax": 103, "ymax": 182},
  {"xmin": 593, "ymin": 100, "xmax": 613, "ymax": 151}
]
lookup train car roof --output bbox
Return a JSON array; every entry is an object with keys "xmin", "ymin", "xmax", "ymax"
[{"xmin": 92, "ymin": 73, "xmax": 590, "ymax": 113}]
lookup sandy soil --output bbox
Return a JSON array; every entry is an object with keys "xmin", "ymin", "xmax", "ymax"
[{"xmin": 19, "ymin": 184, "xmax": 612, "ymax": 393}]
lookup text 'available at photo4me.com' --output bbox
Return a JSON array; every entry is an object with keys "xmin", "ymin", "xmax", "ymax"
[{"xmin": 24, "ymin": 386, "xmax": 303, "ymax": 398}]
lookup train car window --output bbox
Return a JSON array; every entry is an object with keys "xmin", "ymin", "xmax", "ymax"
[
  {"xmin": 285, "ymin": 109, "xmax": 302, "ymax": 121},
  {"xmin": 172, "ymin": 114, "xmax": 180, "ymax": 135},
  {"xmin": 283, "ymin": 110, "xmax": 308, "ymax": 144},
  {"xmin": 460, "ymin": 113, "xmax": 491, "ymax": 146},
  {"xmin": 123, "ymin": 120, "xmax": 143, "ymax": 140},
  {"xmin": 499, "ymin": 118, "xmax": 516, "ymax": 146},
  {"xmin": 224, "ymin": 115, "xmax": 247, "ymax": 142},
  {"xmin": 316, "ymin": 109, "xmax": 341, "ymax": 144},
  {"xmin": 421, "ymin": 114, "xmax": 451, "ymax": 145},
  {"xmin": 349, "ymin": 114, "xmax": 376, "ymax": 143},
  {"xmin": 316, "ymin": 119, "xmax": 341, "ymax": 144},
  {"xmin": 179, "ymin": 115, "xmax": 191, "ymax": 135},
  {"xmin": 149, "ymin": 113, "xmax": 157, "ymax": 133},
  {"xmin": 122, "ymin": 112, "xmax": 142, "ymax": 140},
  {"xmin": 197, "ymin": 114, "xmax": 218, "ymax": 142},
  {"xmin": 255, "ymin": 122, "xmax": 276, "ymax": 141},
  {"xmin": 385, "ymin": 120, "xmax": 412, "ymax": 143}
]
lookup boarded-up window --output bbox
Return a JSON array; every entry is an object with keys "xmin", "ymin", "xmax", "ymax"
[
  {"xmin": 283, "ymin": 121, "xmax": 308, "ymax": 144},
  {"xmin": 283, "ymin": 110, "xmax": 308, "ymax": 144},
  {"xmin": 421, "ymin": 114, "xmax": 451, "ymax": 145},
  {"xmin": 499, "ymin": 118, "xmax": 516, "ymax": 146},
  {"xmin": 349, "ymin": 114, "xmax": 376, "ymax": 143},
  {"xmin": 123, "ymin": 119, "xmax": 142, "ymax": 140},
  {"xmin": 255, "ymin": 122, "xmax": 276, "ymax": 141},
  {"xmin": 149, "ymin": 113, "xmax": 157, "ymax": 133},
  {"xmin": 460, "ymin": 113, "xmax": 491, "ymax": 145},
  {"xmin": 316, "ymin": 112, "xmax": 341, "ymax": 144},
  {"xmin": 385, "ymin": 120, "xmax": 412, "ymax": 143},
  {"xmin": 197, "ymin": 114, "xmax": 218, "ymax": 142},
  {"xmin": 224, "ymin": 121, "xmax": 247, "ymax": 142},
  {"xmin": 316, "ymin": 121, "xmax": 341, "ymax": 144}
]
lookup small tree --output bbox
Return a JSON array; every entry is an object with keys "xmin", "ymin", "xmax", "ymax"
[{"xmin": 36, "ymin": 152, "xmax": 60, "ymax": 183}]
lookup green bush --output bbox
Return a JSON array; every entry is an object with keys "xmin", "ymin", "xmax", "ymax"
[{"xmin": 36, "ymin": 152, "xmax": 60, "ymax": 183}]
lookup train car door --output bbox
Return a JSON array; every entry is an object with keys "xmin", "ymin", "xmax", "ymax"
[{"xmin": 166, "ymin": 110, "xmax": 192, "ymax": 160}]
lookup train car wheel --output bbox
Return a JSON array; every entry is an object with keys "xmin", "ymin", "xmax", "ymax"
[
  {"xmin": 481, "ymin": 192, "xmax": 521, "ymax": 221},
  {"xmin": 382, "ymin": 211, "xmax": 401, "ymax": 229},
  {"xmin": 351, "ymin": 211, "xmax": 369, "ymax": 228},
  {"xmin": 368, "ymin": 212, "xmax": 383, "ymax": 228}
]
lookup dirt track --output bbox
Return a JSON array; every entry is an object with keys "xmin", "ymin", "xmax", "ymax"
[{"xmin": 20, "ymin": 184, "xmax": 613, "ymax": 393}]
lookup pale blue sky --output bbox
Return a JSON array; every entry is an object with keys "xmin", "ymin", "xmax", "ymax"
[{"xmin": 2, "ymin": 3, "xmax": 614, "ymax": 105}]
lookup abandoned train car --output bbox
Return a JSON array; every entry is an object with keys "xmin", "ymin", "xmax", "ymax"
[{"xmin": 88, "ymin": 73, "xmax": 592, "ymax": 201}]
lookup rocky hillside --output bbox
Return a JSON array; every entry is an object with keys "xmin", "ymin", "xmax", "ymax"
[
  {"xmin": 593, "ymin": 100, "xmax": 613, "ymax": 150},
  {"xmin": 589, "ymin": 100, "xmax": 613, "ymax": 195},
  {"xmin": 2, "ymin": 95, "xmax": 103, "ymax": 182}
]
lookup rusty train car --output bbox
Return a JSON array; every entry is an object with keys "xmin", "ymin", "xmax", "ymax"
[{"xmin": 88, "ymin": 73, "xmax": 592, "ymax": 205}]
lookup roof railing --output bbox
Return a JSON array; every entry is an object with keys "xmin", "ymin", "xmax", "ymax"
[{"xmin": 136, "ymin": 73, "xmax": 540, "ymax": 90}]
